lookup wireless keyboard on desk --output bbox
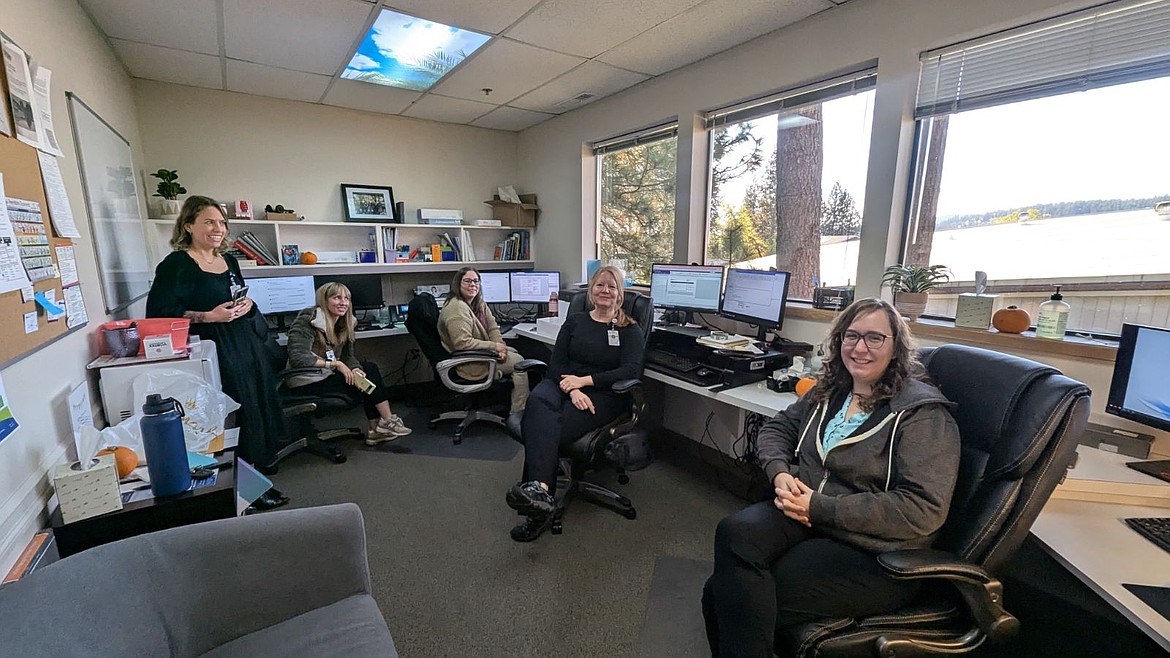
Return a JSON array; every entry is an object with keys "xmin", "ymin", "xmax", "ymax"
[
  {"xmin": 1125, "ymin": 517, "xmax": 1170, "ymax": 554},
  {"xmin": 644, "ymin": 349, "xmax": 723, "ymax": 387},
  {"xmin": 645, "ymin": 348, "xmax": 701, "ymax": 373}
]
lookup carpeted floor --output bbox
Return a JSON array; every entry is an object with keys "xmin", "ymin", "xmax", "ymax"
[{"xmin": 269, "ymin": 403, "xmax": 744, "ymax": 658}]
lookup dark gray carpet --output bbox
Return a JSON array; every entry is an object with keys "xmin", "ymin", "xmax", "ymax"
[
  {"xmin": 637, "ymin": 556, "xmax": 714, "ymax": 657},
  {"xmin": 269, "ymin": 404, "xmax": 744, "ymax": 658},
  {"xmin": 360, "ymin": 406, "xmax": 521, "ymax": 462}
]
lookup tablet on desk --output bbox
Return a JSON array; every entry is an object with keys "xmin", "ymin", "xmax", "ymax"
[{"xmin": 1126, "ymin": 459, "xmax": 1170, "ymax": 484}]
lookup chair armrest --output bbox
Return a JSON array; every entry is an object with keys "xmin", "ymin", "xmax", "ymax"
[
  {"xmin": 612, "ymin": 378, "xmax": 641, "ymax": 395},
  {"xmin": 436, "ymin": 350, "xmax": 498, "ymax": 393},
  {"xmin": 877, "ymin": 549, "xmax": 1019, "ymax": 645},
  {"xmin": 515, "ymin": 358, "xmax": 547, "ymax": 373}
]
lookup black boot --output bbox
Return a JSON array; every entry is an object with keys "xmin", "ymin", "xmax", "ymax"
[{"xmin": 510, "ymin": 514, "xmax": 551, "ymax": 542}]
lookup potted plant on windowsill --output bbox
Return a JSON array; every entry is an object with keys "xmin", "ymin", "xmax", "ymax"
[
  {"xmin": 151, "ymin": 169, "xmax": 187, "ymax": 220},
  {"xmin": 882, "ymin": 263, "xmax": 950, "ymax": 322}
]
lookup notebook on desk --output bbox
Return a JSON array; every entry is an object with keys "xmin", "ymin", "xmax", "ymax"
[
  {"xmin": 1123, "ymin": 584, "xmax": 1170, "ymax": 623},
  {"xmin": 1126, "ymin": 459, "xmax": 1170, "ymax": 484}
]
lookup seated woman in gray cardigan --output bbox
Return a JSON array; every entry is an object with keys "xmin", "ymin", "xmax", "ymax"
[
  {"xmin": 437, "ymin": 267, "xmax": 530, "ymax": 415},
  {"xmin": 286, "ymin": 281, "xmax": 411, "ymax": 444}
]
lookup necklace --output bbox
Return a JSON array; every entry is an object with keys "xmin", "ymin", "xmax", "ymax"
[{"xmin": 190, "ymin": 249, "xmax": 217, "ymax": 265}]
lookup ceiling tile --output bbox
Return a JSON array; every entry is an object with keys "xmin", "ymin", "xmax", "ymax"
[
  {"xmin": 504, "ymin": 0, "xmax": 705, "ymax": 58},
  {"xmin": 471, "ymin": 106, "xmax": 555, "ymax": 131},
  {"xmin": 402, "ymin": 94, "xmax": 497, "ymax": 124},
  {"xmin": 598, "ymin": 0, "xmax": 829, "ymax": 75},
  {"xmin": 226, "ymin": 60, "xmax": 332, "ymax": 103},
  {"xmin": 510, "ymin": 61, "xmax": 648, "ymax": 114},
  {"xmin": 79, "ymin": 0, "xmax": 220, "ymax": 55},
  {"xmin": 384, "ymin": 0, "xmax": 542, "ymax": 34},
  {"xmin": 429, "ymin": 39, "xmax": 583, "ymax": 104},
  {"xmin": 323, "ymin": 78, "xmax": 420, "ymax": 114},
  {"xmin": 223, "ymin": 0, "xmax": 375, "ymax": 75},
  {"xmin": 110, "ymin": 40, "xmax": 223, "ymax": 89}
]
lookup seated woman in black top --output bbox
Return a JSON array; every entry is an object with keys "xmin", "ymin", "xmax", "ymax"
[
  {"xmin": 285, "ymin": 281, "xmax": 411, "ymax": 444},
  {"xmin": 145, "ymin": 195, "xmax": 288, "ymax": 511},
  {"xmin": 505, "ymin": 265, "xmax": 645, "ymax": 542}
]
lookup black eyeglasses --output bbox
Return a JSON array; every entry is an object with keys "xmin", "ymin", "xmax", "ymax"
[
  {"xmin": 462, "ymin": 278, "xmax": 481, "ymax": 286},
  {"xmin": 841, "ymin": 330, "xmax": 891, "ymax": 349}
]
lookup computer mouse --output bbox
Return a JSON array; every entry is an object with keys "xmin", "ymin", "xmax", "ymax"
[{"xmin": 696, "ymin": 368, "xmax": 713, "ymax": 377}]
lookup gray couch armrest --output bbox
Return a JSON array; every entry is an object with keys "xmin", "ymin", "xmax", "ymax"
[{"xmin": 0, "ymin": 503, "xmax": 374, "ymax": 657}]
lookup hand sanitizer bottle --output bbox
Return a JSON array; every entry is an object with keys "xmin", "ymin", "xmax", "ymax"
[{"xmin": 1035, "ymin": 285, "xmax": 1070, "ymax": 340}]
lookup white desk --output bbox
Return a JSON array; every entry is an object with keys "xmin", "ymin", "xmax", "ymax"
[{"xmin": 1031, "ymin": 447, "xmax": 1170, "ymax": 650}]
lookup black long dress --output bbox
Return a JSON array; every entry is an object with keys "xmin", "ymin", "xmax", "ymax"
[{"xmin": 145, "ymin": 250, "xmax": 285, "ymax": 467}]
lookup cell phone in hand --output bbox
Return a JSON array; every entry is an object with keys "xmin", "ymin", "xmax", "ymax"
[{"xmin": 230, "ymin": 285, "xmax": 249, "ymax": 307}]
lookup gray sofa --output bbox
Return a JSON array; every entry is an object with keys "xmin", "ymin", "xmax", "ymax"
[{"xmin": 0, "ymin": 503, "xmax": 397, "ymax": 656}]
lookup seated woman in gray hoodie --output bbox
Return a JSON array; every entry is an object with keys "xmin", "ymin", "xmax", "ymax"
[
  {"xmin": 286, "ymin": 281, "xmax": 411, "ymax": 445},
  {"xmin": 702, "ymin": 297, "xmax": 961, "ymax": 658}
]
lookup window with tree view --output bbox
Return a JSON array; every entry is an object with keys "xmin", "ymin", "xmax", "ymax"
[
  {"xmin": 597, "ymin": 130, "xmax": 677, "ymax": 284},
  {"xmin": 706, "ymin": 78, "xmax": 875, "ymax": 300},
  {"xmin": 908, "ymin": 0, "xmax": 1170, "ymax": 335}
]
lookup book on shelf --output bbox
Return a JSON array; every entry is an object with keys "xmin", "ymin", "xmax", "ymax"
[
  {"xmin": 237, "ymin": 231, "xmax": 278, "ymax": 265},
  {"xmin": 439, "ymin": 232, "xmax": 462, "ymax": 260},
  {"xmin": 232, "ymin": 238, "xmax": 268, "ymax": 265}
]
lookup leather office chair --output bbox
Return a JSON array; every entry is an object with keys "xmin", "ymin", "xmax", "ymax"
[
  {"xmin": 249, "ymin": 311, "xmax": 360, "ymax": 468},
  {"xmin": 506, "ymin": 290, "xmax": 653, "ymax": 534},
  {"xmin": 777, "ymin": 343, "xmax": 1091, "ymax": 657},
  {"xmin": 405, "ymin": 292, "xmax": 510, "ymax": 445}
]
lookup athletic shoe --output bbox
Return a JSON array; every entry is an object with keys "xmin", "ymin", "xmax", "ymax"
[
  {"xmin": 366, "ymin": 417, "xmax": 410, "ymax": 445},
  {"xmin": 506, "ymin": 481, "xmax": 555, "ymax": 518}
]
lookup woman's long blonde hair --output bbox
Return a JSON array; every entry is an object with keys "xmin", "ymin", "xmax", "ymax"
[
  {"xmin": 588, "ymin": 265, "xmax": 632, "ymax": 327},
  {"xmin": 316, "ymin": 282, "xmax": 356, "ymax": 348}
]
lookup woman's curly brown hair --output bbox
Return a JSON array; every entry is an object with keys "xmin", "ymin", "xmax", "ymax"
[{"xmin": 809, "ymin": 297, "xmax": 926, "ymax": 412}]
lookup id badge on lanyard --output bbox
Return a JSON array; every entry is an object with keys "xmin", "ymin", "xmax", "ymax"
[{"xmin": 607, "ymin": 320, "xmax": 620, "ymax": 347}]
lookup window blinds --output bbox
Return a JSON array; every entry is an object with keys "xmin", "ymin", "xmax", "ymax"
[
  {"xmin": 592, "ymin": 122, "xmax": 678, "ymax": 155},
  {"xmin": 916, "ymin": 0, "xmax": 1170, "ymax": 117},
  {"xmin": 704, "ymin": 66, "xmax": 877, "ymax": 129}
]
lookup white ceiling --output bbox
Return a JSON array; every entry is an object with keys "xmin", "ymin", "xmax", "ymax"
[{"xmin": 79, "ymin": 0, "xmax": 851, "ymax": 132}]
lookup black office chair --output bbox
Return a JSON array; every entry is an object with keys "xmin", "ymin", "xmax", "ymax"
[
  {"xmin": 404, "ymin": 292, "xmax": 510, "ymax": 445},
  {"xmin": 777, "ymin": 343, "xmax": 1091, "ymax": 657},
  {"xmin": 249, "ymin": 311, "xmax": 360, "ymax": 468},
  {"xmin": 506, "ymin": 290, "xmax": 654, "ymax": 534}
]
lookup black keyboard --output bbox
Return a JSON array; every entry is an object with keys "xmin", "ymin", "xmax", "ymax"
[
  {"xmin": 645, "ymin": 348, "xmax": 701, "ymax": 373},
  {"xmin": 1125, "ymin": 517, "xmax": 1170, "ymax": 554}
]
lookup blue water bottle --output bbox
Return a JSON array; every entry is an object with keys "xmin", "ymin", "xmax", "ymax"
[{"xmin": 139, "ymin": 394, "xmax": 191, "ymax": 497}]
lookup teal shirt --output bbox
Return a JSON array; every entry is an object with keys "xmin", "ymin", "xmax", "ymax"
[{"xmin": 823, "ymin": 394, "xmax": 870, "ymax": 454}]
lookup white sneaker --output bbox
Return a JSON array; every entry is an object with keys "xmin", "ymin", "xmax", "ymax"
[
  {"xmin": 389, "ymin": 414, "xmax": 412, "ymax": 436},
  {"xmin": 366, "ymin": 417, "xmax": 410, "ymax": 445}
]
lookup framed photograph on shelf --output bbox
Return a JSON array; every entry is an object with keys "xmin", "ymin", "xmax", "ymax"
[{"xmin": 341, "ymin": 183, "xmax": 397, "ymax": 223}]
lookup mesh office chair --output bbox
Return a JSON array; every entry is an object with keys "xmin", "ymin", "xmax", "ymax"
[
  {"xmin": 777, "ymin": 343, "xmax": 1090, "ymax": 657},
  {"xmin": 506, "ymin": 290, "xmax": 653, "ymax": 534},
  {"xmin": 405, "ymin": 292, "xmax": 510, "ymax": 445}
]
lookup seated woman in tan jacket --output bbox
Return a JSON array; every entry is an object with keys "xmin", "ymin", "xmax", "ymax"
[{"xmin": 437, "ymin": 267, "xmax": 529, "ymax": 414}]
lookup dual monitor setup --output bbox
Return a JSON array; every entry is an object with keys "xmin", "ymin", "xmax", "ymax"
[{"xmin": 649, "ymin": 263, "xmax": 791, "ymax": 340}]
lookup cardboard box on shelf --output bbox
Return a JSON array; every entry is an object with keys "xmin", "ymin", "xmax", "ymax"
[
  {"xmin": 264, "ymin": 211, "xmax": 299, "ymax": 221},
  {"xmin": 484, "ymin": 193, "xmax": 539, "ymax": 227}
]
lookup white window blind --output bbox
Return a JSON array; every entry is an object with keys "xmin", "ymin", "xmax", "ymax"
[
  {"xmin": 592, "ymin": 122, "xmax": 678, "ymax": 155},
  {"xmin": 704, "ymin": 65, "xmax": 877, "ymax": 129},
  {"xmin": 917, "ymin": 0, "xmax": 1170, "ymax": 117}
]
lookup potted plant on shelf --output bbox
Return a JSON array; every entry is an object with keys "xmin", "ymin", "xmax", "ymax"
[
  {"xmin": 151, "ymin": 169, "xmax": 186, "ymax": 220},
  {"xmin": 881, "ymin": 263, "xmax": 950, "ymax": 322}
]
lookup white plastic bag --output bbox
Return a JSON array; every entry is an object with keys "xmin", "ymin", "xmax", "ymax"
[{"xmin": 100, "ymin": 369, "xmax": 240, "ymax": 456}]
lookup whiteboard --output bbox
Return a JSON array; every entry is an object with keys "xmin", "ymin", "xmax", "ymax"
[{"xmin": 67, "ymin": 93, "xmax": 150, "ymax": 314}]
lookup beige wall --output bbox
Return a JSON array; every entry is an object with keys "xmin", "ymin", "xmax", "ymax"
[
  {"xmin": 132, "ymin": 80, "xmax": 519, "ymax": 225},
  {"xmin": 0, "ymin": 0, "xmax": 146, "ymax": 573},
  {"xmin": 516, "ymin": 0, "xmax": 1169, "ymax": 455}
]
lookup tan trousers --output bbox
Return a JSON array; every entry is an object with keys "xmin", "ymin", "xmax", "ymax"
[{"xmin": 495, "ymin": 347, "xmax": 530, "ymax": 414}]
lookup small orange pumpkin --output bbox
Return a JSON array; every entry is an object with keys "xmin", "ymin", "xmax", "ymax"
[
  {"xmin": 794, "ymin": 377, "xmax": 817, "ymax": 397},
  {"xmin": 300, "ymin": 251, "xmax": 318, "ymax": 265},
  {"xmin": 993, "ymin": 305, "xmax": 1031, "ymax": 334},
  {"xmin": 97, "ymin": 446, "xmax": 139, "ymax": 479}
]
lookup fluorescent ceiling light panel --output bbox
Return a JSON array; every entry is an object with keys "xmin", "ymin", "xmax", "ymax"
[{"xmin": 343, "ymin": 9, "xmax": 490, "ymax": 92}]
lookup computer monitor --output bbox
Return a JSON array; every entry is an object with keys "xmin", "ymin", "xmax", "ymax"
[
  {"xmin": 480, "ymin": 271, "xmax": 511, "ymax": 304},
  {"xmin": 649, "ymin": 264, "xmax": 724, "ymax": 319},
  {"xmin": 1106, "ymin": 323, "xmax": 1170, "ymax": 433},
  {"xmin": 312, "ymin": 274, "xmax": 384, "ymax": 310},
  {"xmin": 720, "ymin": 268, "xmax": 791, "ymax": 339},
  {"xmin": 247, "ymin": 275, "xmax": 316, "ymax": 315},
  {"xmin": 510, "ymin": 271, "xmax": 561, "ymax": 303}
]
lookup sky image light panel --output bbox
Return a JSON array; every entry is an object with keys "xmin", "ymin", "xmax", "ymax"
[{"xmin": 343, "ymin": 9, "xmax": 491, "ymax": 92}]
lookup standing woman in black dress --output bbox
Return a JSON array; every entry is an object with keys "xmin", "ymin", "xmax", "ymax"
[{"xmin": 146, "ymin": 195, "xmax": 289, "ymax": 511}]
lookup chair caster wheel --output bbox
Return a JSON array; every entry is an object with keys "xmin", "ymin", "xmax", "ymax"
[
  {"xmin": 327, "ymin": 447, "xmax": 346, "ymax": 464},
  {"xmin": 551, "ymin": 520, "xmax": 563, "ymax": 535},
  {"xmin": 618, "ymin": 474, "xmax": 630, "ymax": 485},
  {"xmin": 453, "ymin": 435, "xmax": 463, "ymax": 445},
  {"xmin": 621, "ymin": 508, "xmax": 637, "ymax": 520}
]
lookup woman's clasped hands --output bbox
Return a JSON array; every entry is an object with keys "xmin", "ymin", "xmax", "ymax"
[
  {"xmin": 773, "ymin": 472, "xmax": 814, "ymax": 527},
  {"xmin": 560, "ymin": 375, "xmax": 595, "ymax": 414}
]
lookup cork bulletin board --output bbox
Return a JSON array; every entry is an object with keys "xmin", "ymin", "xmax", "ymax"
[{"xmin": 0, "ymin": 39, "xmax": 87, "ymax": 370}]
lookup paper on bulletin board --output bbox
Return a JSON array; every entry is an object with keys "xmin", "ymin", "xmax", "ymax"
[
  {"xmin": 0, "ymin": 374, "xmax": 19, "ymax": 443},
  {"xmin": 1, "ymin": 36, "xmax": 41, "ymax": 149},
  {"xmin": 55, "ymin": 245, "xmax": 78, "ymax": 285},
  {"xmin": 38, "ymin": 152, "xmax": 80, "ymax": 237},
  {"xmin": 30, "ymin": 64, "xmax": 62, "ymax": 156},
  {"xmin": 64, "ymin": 284, "xmax": 87, "ymax": 328},
  {"xmin": 0, "ymin": 174, "xmax": 34, "ymax": 293},
  {"xmin": 23, "ymin": 311, "xmax": 37, "ymax": 333}
]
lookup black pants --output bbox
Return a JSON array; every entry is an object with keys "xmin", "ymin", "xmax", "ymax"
[
  {"xmin": 702, "ymin": 500, "xmax": 921, "ymax": 657},
  {"xmin": 519, "ymin": 378, "xmax": 628, "ymax": 493},
  {"xmin": 291, "ymin": 361, "xmax": 389, "ymax": 420}
]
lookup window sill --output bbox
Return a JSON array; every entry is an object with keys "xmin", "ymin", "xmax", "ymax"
[{"xmin": 785, "ymin": 305, "xmax": 1117, "ymax": 362}]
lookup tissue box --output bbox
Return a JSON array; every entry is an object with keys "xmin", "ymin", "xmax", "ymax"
[
  {"xmin": 955, "ymin": 293, "xmax": 999, "ymax": 329},
  {"xmin": 53, "ymin": 454, "xmax": 123, "ymax": 524}
]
